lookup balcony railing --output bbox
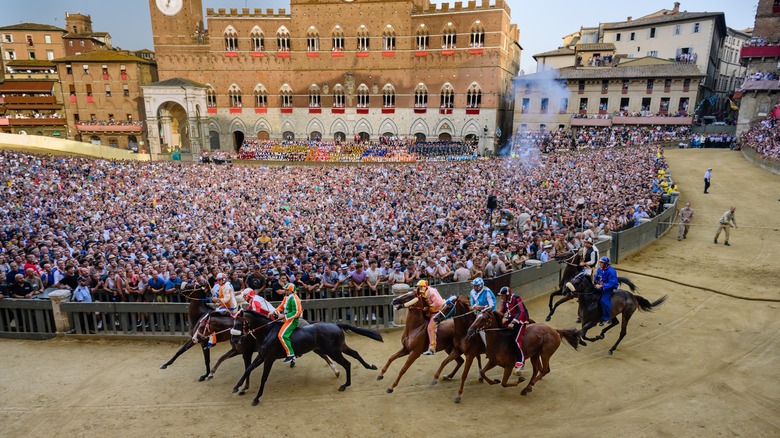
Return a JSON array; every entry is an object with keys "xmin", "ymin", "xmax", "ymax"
[
  {"xmin": 740, "ymin": 45, "xmax": 780, "ymax": 59},
  {"xmin": 76, "ymin": 122, "xmax": 143, "ymax": 132}
]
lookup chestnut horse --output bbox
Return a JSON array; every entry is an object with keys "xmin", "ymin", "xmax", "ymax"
[
  {"xmin": 467, "ymin": 310, "xmax": 579, "ymax": 396},
  {"xmin": 432, "ymin": 295, "xmax": 486, "ymax": 403},
  {"xmin": 377, "ymin": 290, "xmax": 462, "ymax": 393},
  {"xmin": 566, "ymin": 272, "xmax": 667, "ymax": 354}
]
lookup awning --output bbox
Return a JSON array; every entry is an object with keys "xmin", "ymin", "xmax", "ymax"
[{"xmin": 0, "ymin": 81, "xmax": 55, "ymax": 93}]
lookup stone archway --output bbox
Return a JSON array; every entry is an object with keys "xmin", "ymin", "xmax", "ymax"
[
  {"xmin": 209, "ymin": 130, "xmax": 220, "ymax": 150},
  {"xmin": 156, "ymin": 101, "xmax": 190, "ymax": 153},
  {"xmin": 233, "ymin": 131, "xmax": 245, "ymax": 151}
]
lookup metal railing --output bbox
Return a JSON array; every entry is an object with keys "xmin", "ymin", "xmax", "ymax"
[{"xmin": 0, "ymin": 299, "xmax": 56, "ymax": 340}]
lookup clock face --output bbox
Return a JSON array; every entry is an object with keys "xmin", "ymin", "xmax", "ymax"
[{"xmin": 156, "ymin": 0, "xmax": 183, "ymax": 16}]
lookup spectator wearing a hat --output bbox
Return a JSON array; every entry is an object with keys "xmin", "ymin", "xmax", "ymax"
[
  {"xmin": 72, "ymin": 277, "xmax": 93, "ymax": 303},
  {"xmin": 390, "ymin": 262, "xmax": 406, "ymax": 285},
  {"xmin": 539, "ymin": 244, "xmax": 553, "ymax": 263}
]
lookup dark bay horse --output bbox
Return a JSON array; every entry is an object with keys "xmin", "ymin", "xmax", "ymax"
[
  {"xmin": 432, "ymin": 295, "xmax": 486, "ymax": 403},
  {"xmin": 467, "ymin": 310, "xmax": 579, "ymax": 396},
  {"xmin": 566, "ymin": 272, "xmax": 668, "ymax": 354},
  {"xmin": 377, "ymin": 290, "xmax": 462, "ymax": 393},
  {"xmin": 233, "ymin": 311, "xmax": 382, "ymax": 406},
  {"xmin": 159, "ymin": 286, "xmax": 239, "ymax": 381}
]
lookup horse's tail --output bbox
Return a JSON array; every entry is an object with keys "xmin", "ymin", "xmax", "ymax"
[
  {"xmin": 635, "ymin": 294, "xmax": 668, "ymax": 312},
  {"xmin": 617, "ymin": 276, "xmax": 637, "ymax": 292},
  {"xmin": 556, "ymin": 328, "xmax": 580, "ymax": 350},
  {"xmin": 336, "ymin": 324, "xmax": 384, "ymax": 342}
]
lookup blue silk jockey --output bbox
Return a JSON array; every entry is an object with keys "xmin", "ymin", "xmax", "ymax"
[
  {"xmin": 469, "ymin": 277, "xmax": 496, "ymax": 311},
  {"xmin": 593, "ymin": 256, "xmax": 619, "ymax": 322}
]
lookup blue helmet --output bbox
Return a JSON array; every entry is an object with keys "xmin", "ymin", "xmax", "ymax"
[
  {"xmin": 599, "ymin": 256, "xmax": 611, "ymax": 265},
  {"xmin": 472, "ymin": 278, "xmax": 484, "ymax": 289}
]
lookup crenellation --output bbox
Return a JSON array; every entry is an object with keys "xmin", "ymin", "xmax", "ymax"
[
  {"xmin": 467, "ymin": 1, "xmax": 476, "ymax": 10},
  {"xmin": 454, "ymin": 2, "xmax": 463, "ymax": 11}
]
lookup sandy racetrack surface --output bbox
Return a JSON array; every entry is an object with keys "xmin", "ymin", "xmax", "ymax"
[{"xmin": 1, "ymin": 148, "xmax": 779, "ymax": 437}]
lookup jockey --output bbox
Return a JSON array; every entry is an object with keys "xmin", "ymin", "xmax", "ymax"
[
  {"xmin": 274, "ymin": 283, "xmax": 302, "ymax": 363},
  {"xmin": 498, "ymin": 286, "xmax": 530, "ymax": 375},
  {"xmin": 414, "ymin": 280, "xmax": 445, "ymax": 356},
  {"xmin": 469, "ymin": 277, "xmax": 496, "ymax": 311},
  {"xmin": 594, "ymin": 257, "xmax": 619, "ymax": 323},
  {"xmin": 206, "ymin": 273, "xmax": 238, "ymax": 348},
  {"xmin": 241, "ymin": 288, "xmax": 275, "ymax": 317},
  {"xmin": 579, "ymin": 237, "xmax": 599, "ymax": 277}
]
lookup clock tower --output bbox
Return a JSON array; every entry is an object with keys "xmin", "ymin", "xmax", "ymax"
[{"xmin": 148, "ymin": 0, "xmax": 204, "ymax": 48}]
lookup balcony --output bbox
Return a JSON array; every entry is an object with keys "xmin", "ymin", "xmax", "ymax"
[
  {"xmin": 741, "ymin": 45, "xmax": 780, "ymax": 59},
  {"xmin": 6, "ymin": 118, "xmax": 67, "ymax": 127},
  {"xmin": 76, "ymin": 122, "xmax": 142, "ymax": 133},
  {"xmin": 739, "ymin": 79, "xmax": 780, "ymax": 92}
]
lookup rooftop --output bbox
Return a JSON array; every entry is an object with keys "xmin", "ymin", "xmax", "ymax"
[
  {"xmin": 0, "ymin": 22, "xmax": 66, "ymax": 32},
  {"xmin": 603, "ymin": 11, "xmax": 724, "ymax": 31},
  {"xmin": 55, "ymin": 50, "xmax": 155, "ymax": 64},
  {"xmin": 6, "ymin": 60, "xmax": 56, "ymax": 68},
  {"xmin": 574, "ymin": 43, "xmax": 616, "ymax": 52},
  {"xmin": 533, "ymin": 47, "xmax": 575, "ymax": 58},
  {"xmin": 143, "ymin": 77, "xmax": 207, "ymax": 88},
  {"xmin": 519, "ymin": 62, "xmax": 704, "ymax": 82}
]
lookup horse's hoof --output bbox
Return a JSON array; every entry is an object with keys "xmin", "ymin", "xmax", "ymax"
[
  {"xmin": 338, "ymin": 385, "xmax": 347, "ymax": 392},
  {"xmin": 596, "ymin": 335, "xmax": 604, "ymax": 340},
  {"xmin": 576, "ymin": 318, "xmax": 581, "ymax": 324},
  {"xmin": 453, "ymin": 396, "xmax": 461, "ymax": 403},
  {"xmin": 160, "ymin": 364, "xmax": 168, "ymax": 369},
  {"xmin": 386, "ymin": 388, "xmax": 394, "ymax": 394},
  {"xmin": 376, "ymin": 375, "xmax": 384, "ymax": 381},
  {"xmin": 519, "ymin": 376, "xmax": 526, "ymax": 383},
  {"xmin": 198, "ymin": 376, "xmax": 207, "ymax": 382},
  {"xmin": 442, "ymin": 376, "xmax": 452, "ymax": 382},
  {"xmin": 545, "ymin": 316, "xmax": 551, "ymax": 322},
  {"xmin": 238, "ymin": 390, "xmax": 246, "ymax": 396},
  {"xmin": 369, "ymin": 365, "xmax": 378, "ymax": 370},
  {"xmin": 334, "ymin": 372, "xmax": 341, "ymax": 378},
  {"xmin": 232, "ymin": 387, "xmax": 238, "ymax": 394},
  {"xmin": 290, "ymin": 361, "xmax": 295, "ymax": 368},
  {"xmin": 478, "ymin": 377, "xmax": 484, "ymax": 383},
  {"xmin": 609, "ymin": 350, "xmax": 614, "ymax": 355},
  {"xmin": 430, "ymin": 380, "xmax": 438, "ymax": 386},
  {"xmin": 205, "ymin": 375, "xmax": 213, "ymax": 381},
  {"xmin": 521, "ymin": 389, "xmax": 528, "ymax": 396},
  {"xmin": 251, "ymin": 399, "xmax": 259, "ymax": 406}
]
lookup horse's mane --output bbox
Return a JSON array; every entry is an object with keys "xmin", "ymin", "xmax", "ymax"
[{"xmin": 244, "ymin": 309, "xmax": 273, "ymax": 323}]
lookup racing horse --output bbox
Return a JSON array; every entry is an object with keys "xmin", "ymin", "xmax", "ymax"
[
  {"xmin": 467, "ymin": 310, "xmax": 579, "ymax": 396},
  {"xmin": 232, "ymin": 310, "xmax": 382, "ymax": 406},
  {"xmin": 377, "ymin": 290, "xmax": 462, "ymax": 393},
  {"xmin": 432, "ymin": 295, "xmax": 486, "ymax": 403},
  {"xmin": 565, "ymin": 272, "xmax": 667, "ymax": 354}
]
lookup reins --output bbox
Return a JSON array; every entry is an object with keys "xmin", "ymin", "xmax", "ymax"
[{"xmin": 242, "ymin": 317, "xmax": 282, "ymax": 339}]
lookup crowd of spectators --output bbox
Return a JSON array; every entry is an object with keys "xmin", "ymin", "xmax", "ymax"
[
  {"xmin": 739, "ymin": 114, "xmax": 779, "ymax": 161},
  {"xmin": 512, "ymin": 126, "xmax": 690, "ymax": 153},
  {"xmin": 76, "ymin": 119, "xmax": 144, "ymax": 127},
  {"xmin": 746, "ymin": 71, "xmax": 779, "ymax": 81},
  {"xmin": 745, "ymin": 36, "xmax": 780, "ymax": 47},
  {"xmin": 0, "ymin": 144, "xmax": 669, "ymax": 305},
  {"xmin": 2, "ymin": 112, "xmax": 62, "ymax": 119},
  {"xmin": 675, "ymin": 52, "xmax": 698, "ymax": 64},
  {"xmin": 237, "ymin": 139, "xmax": 476, "ymax": 162}
]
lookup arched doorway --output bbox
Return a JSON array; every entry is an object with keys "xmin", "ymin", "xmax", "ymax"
[
  {"xmin": 334, "ymin": 132, "xmax": 346, "ymax": 142},
  {"xmin": 209, "ymin": 130, "xmax": 220, "ymax": 150},
  {"xmin": 357, "ymin": 132, "xmax": 370, "ymax": 142},
  {"xmin": 90, "ymin": 135, "xmax": 101, "ymax": 145},
  {"xmin": 309, "ymin": 131, "xmax": 322, "ymax": 141},
  {"xmin": 414, "ymin": 133, "xmax": 426, "ymax": 142},
  {"xmin": 282, "ymin": 131, "xmax": 295, "ymax": 141},
  {"xmin": 233, "ymin": 131, "xmax": 245, "ymax": 151},
  {"xmin": 128, "ymin": 135, "xmax": 139, "ymax": 152},
  {"xmin": 257, "ymin": 131, "xmax": 270, "ymax": 140},
  {"xmin": 382, "ymin": 132, "xmax": 395, "ymax": 139},
  {"xmin": 156, "ymin": 101, "xmax": 190, "ymax": 153},
  {"xmin": 464, "ymin": 134, "xmax": 477, "ymax": 143},
  {"xmin": 438, "ymin": 133, "xmax": 452, "ymax": 141}
]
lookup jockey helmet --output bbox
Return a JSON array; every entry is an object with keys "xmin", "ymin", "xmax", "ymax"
[
  {"xmin": 284, "ymin": 283, "xmax": 295, "ymax": 293},
  {"xmin": 242, "ymin": 288, "xmax": 255, "ymax": 299},
  {"xmin": 416, "ymin": 279, "xmax": 429, "ymax": 289},
  {"xmin": 599, "ymin": 256, "xmax": 610, "ymax": 265},
  {"xmin": 472, "ymin": 278, "xmax": 484, "ymax": 290},
  {"xmin": 499, "ymin": 286, "xmax": 511, "ymax": 296}
]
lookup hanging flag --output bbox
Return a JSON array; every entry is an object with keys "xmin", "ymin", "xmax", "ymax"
[
  {"xmin": 728, "ymin": 98, "xmax": 739, "ymax": 111},
  {"xmin": 708, "ymin": 95, "xmax": 718, "ymax": 106}
]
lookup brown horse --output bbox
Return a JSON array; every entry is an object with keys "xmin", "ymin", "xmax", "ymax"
[
  {"xmin": 432, "ymin": 295, "xmax": 486, "ymax": 403},
  {"xmin": 377, "ymin": 290, "xmax": 462, "ymax": 393},
  {"xmin": 566, "ymin": 272, "xmax": 667, "ymax": 354},
  {"xmin": 467, "ymin": 310, "xmax": 579, "ymax": 396}
]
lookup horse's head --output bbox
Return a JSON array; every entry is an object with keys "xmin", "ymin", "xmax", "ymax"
[
  {"xmin": 392, "ymin": 290, "xmax": 421, "ymax": 310},
  {"xmin": 234, "ymin": 310, "xmax": 275, "ymax": 343},
  {"xmin": 466, "ymin": 308, "xmax": 496, "ymax": 337},
  {"xmin": 565, "ymin": 272, "xmax": 594, "ymax": 297},
  {"xmin": 554, "ymin": 250, "xmax": 575, "ymax": 263},
  {"xmin": 179, "ymin": 285, "xmax": 209, "ymax": 300},
  {"xmin": 433, "ymin": 295, "xmax": 468, "ymax": 323}
]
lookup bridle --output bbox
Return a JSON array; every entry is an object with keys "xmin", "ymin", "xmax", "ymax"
[
  {"xmin": 180, "ymin": 287, "xmax": 211, "ymax": 301},
  {"xmin": 239, "ymin": 313, "xmax": 281, "ymax": 340},
  {"xmin": 434, "ymin": 298, "xmax": 476, "ymax": 321}
]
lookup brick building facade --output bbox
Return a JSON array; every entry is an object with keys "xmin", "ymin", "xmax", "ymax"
[{"xmin": 145, "ymin": 0, "xmax": 521, "ymax": 156}]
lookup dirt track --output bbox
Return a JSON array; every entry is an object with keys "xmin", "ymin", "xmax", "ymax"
[{"xmin": 1, "ymin": 148, "xmax": 779, "ymax": 438}]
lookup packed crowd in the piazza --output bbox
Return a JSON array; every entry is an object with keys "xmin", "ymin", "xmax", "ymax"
[
  {"xmin": 0, "ymin": 141, "xmax": 671, "ymax": 302},
  {"xmin": 511, "ymin": 126, "xmax": 691, "ymax": 153},
  {"xmin": 740, "ymin": 113, "xmax": 780, "ymax": 161},
  {"xmin": 236, "ymin": 138, "xmax": 477, "ymax": 162}
]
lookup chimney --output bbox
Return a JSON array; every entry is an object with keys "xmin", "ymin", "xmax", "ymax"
[
  {"xmin": 627, "ymin": 16, "xmax": 632, "ymax": 22},
  {"xmin": 673, "ymin": 2, "xmax": 680, "ymax": 14}
]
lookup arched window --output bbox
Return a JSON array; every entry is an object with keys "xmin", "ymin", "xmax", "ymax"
[
  {"xmin": 332, "ymin": 84, "xmax": 345, "ymax": 108},
  {"xmin": 470, "ymin": 21, "xmax": 485, "ymax": 48},
  {"xmin": 254, "ymin": 84, "xmax": 267, "ymax": 108},
  {"xmin": 224, "ymin": 26, "xmax": 238, "ymax": 51},
  {"xmin": 382, "ymin": 84, "xmax": 395, "ymax": 108},
  {"xmin": 250, "ymin": 26, "xmax": 265, "ymax": 51},
  {"xmin": 442, "ymin": 22, "xmax": 457, "ymax": 49},
  {"xmin": 277, "ymin": 26, "xmax": 291, "ymax": 52},
  {"xmin": 440, "ymin": 83, "xmax": 454, "ymax": 108},
  {"xmin": 357, "ymin": 25, "xmax": 370, "ymax": 52},
  {"xmin": 382, "ymin": 25, "xmax": 396, "ymax": 51},
  {"xmin": 228, "ymin": 84, "xmax": 242, "ymax": 108},
  {"xmin": 308, "ymin": 84, "xmax": 321, "ymax": 108},
  {"xmin": 356, "ymin": 84, "xmax": 370, "ymax": 108},
  {"xmin": 332, "ymin": 25, "xmax": 344, "ymax": 51},
  {"xmin": 414, "ymin": 83, "xmax": 428, "ymax": 108},
  {"xmin": 307, "ymin": 26, "xmax": 319, "ymax": 52},
  {"xmin": 280, "ymin": 84, "xmax": 293, "ymax": 108},
  {"xmin": 416, "ymin": 24, "xmax": 429, "ymax": 50},
  {"xmin": 206, "ymin": 85, "xmax": 217, "ymax": 108},
  {"xmin": 466, "ymin": 82, "xmax": 482, "ymax": 108}
]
